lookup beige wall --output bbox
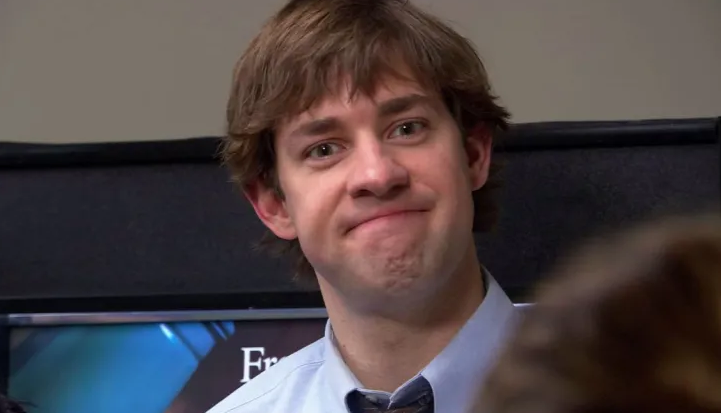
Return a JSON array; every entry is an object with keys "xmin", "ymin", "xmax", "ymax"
[{"xmin": 1, "ymin": 0, "xmax": 719, "ymax": 143}]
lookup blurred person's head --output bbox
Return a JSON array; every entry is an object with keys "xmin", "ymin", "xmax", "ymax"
[{"xmin": 481, "ymin": 215, "xmax": 721, "ymax": 413}]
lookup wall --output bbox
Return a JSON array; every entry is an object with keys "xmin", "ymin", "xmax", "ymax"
[{"xmin": 1, "ymin": 0, "xmax": 719, "ymax": 143}]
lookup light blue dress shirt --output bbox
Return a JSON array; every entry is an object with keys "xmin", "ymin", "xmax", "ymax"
[{"xmin": 207, "ymin": 272, "xmax": 518, "ymax": 413}]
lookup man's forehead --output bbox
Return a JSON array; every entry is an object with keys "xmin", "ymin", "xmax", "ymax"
[{"xmin": 280, "ymin": 75, "xmax": 438, "ymax": 129}]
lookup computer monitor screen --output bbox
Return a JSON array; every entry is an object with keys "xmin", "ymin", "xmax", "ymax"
[{"xmin": 7, "ymin": 309, "xmax": 327, "ymax": 413}]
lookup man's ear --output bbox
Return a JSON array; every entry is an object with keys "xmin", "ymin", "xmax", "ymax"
[
  {"xmin": 244, "ymin": 180, "xmax": 297, "ymax": 240},
  {"xmin": 464, "ymin": 123, "xmax": 493, "ymax": 191}
]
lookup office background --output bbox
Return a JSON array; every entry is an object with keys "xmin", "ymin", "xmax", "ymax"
[{"xmin": 1, "ymin": 0, "xmax": 720, "ymax": 145}]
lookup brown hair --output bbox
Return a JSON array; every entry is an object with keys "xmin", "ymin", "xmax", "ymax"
[
  {"xmin": 481, "ymin": 215, "xmax": 721, "ymax": 413},
  {"xmin": 223, "ymin": 0, "xmax": 511, "ymax": 281}
]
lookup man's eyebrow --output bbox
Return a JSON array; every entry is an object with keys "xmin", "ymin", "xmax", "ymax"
[
  {"xmin": 377, "ymin": 94, "xmax": 434, "ymax": 118},
  {"xmin": 287, "ymin": 94, "xmax": 433, "ymax": 138},
  {"xmin": 289, "ymin": 118, "xmax": 342, "ymax": 139}
]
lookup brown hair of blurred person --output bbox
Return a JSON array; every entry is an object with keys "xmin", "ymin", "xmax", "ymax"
[
  {"xmin": 222, "ymin": 0, "xmax": 510, "ymax": 282},
  {"xmin": 480, "ymin": 215, "xmax": 721, "ymax": 413}
]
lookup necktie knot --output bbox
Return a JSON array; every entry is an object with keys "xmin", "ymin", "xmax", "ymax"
[{"xmin": 347, "ymin": 389, "xmax": 434, "ymax": 412}]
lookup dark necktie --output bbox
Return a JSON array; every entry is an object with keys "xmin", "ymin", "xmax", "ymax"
[{"xmin": 346, "ymin": 389, "xmax": 434, "ymax": 413}]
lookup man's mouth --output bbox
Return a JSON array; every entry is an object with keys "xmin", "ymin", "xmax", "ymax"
[{"xmin": 346, "ymin": 209, "xmax": 426, "ymax": 234}]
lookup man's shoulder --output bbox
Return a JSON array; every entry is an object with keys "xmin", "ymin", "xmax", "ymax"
[{"xmin": 206, "ymin": 338, "xmax": 327, "ymax": 413}]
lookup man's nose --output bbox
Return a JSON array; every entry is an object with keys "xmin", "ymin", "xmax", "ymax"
[{"xmin": 346, "ymin": 141, "xmax": 410, "ymax": 199}]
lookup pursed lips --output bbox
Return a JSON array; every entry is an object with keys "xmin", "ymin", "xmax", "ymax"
[{"xmin": 345, "ymin": 208, "xmax": 425, "ymax": 233}]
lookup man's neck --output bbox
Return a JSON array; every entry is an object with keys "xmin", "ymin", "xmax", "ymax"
[{"xmin": 322, "ymin": 248, "xmax": 485, "ymax": 392}]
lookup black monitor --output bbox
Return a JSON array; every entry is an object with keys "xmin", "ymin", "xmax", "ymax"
[
  {"xmin": 3, "ymin": 306, "xmax": 327, "ymax": 413},
  {"xmin": 0, "ymin": 302, "xmax": 534, "ymax": 413}
]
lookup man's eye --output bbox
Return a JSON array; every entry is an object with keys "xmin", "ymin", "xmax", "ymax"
[
  {"xmin": 307, "ymin": 142, "xmax": 342, "ymax": 159},
  {"xmin": 390, "ymin": 121, "xmax": 426, "ymax": 138}
]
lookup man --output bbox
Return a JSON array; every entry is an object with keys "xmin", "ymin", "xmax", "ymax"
[{"xmin": 208, "ymin": 0, "xmax": 517, "ymax": 411}]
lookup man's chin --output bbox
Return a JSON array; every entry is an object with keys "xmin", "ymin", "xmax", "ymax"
[{"xmin": 349, "ymin": 233, "xmax": 427, "ymax": 259}]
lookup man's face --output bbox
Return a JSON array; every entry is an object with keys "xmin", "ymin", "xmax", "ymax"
[{"xmin": 247, "ymin": 74, "xmax": 492, "ymax": 306}]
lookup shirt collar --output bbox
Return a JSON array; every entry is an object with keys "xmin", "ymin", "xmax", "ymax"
[
  {"xmin": 421, "ymin": 270, "xmax": 518, "ymax": 411},
  {"xmin": 321, "ymin": 269, "xmax": 518, "ymax": 412},
  {"xmin": 322, "ymin": 320, "xmax": 364, "ymax": 410}
]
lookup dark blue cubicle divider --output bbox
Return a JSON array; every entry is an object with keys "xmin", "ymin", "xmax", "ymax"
[{"xmin": 1, "ymin": 117, "xmax": 718, "ymax": 315}]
